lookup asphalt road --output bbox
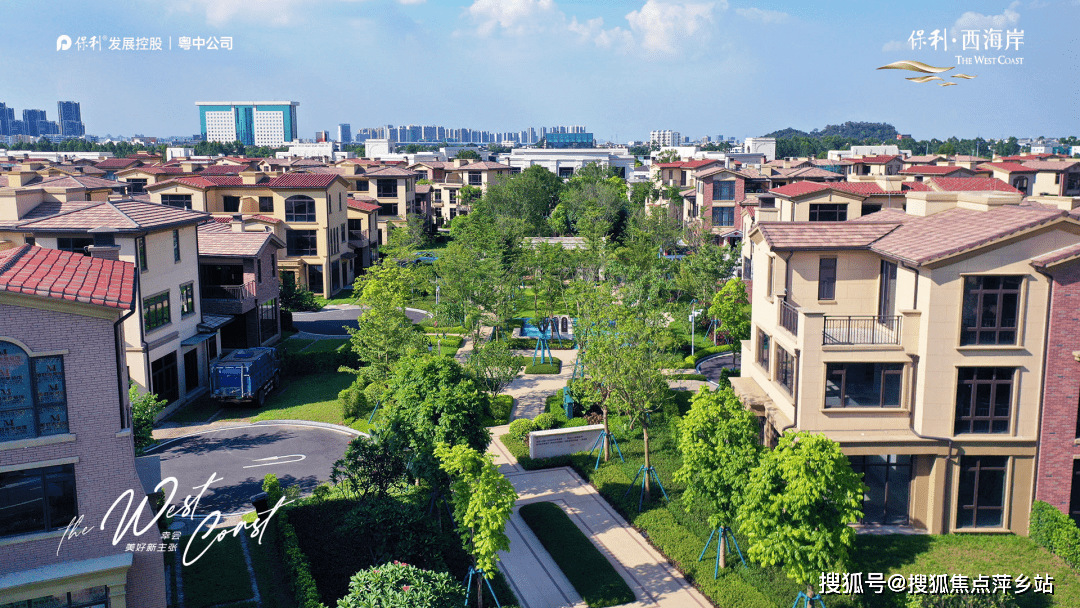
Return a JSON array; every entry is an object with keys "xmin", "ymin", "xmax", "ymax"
[
  {"xmin": 292, "ymin": 306, "xmax": 428, "ymax": 336},
  {"xmin": 147, "ymin": 423, "xmax": 357, "ymax": 515}
]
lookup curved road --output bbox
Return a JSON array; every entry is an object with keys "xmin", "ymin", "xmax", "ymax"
[
  {"xmin": 292, "ymin": 306, "xmax": 428, "ymax": 336},
  {"xmin": 146, "ymin": 423, "xmax": 356, "ymax": 515}
]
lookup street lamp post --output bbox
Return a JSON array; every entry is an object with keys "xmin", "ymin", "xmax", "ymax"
[{"xmin": 690, "ymin": 299, "xmax": 698, "ymax": 357}]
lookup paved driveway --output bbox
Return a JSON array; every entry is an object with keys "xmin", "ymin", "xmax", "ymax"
[
  {"xmin": 292, "ymin": 306, "xmax": 428, "ymax": 336},
  {"xmin": 146, "ymin": 423, "xmax": 356, "ymax": 515}
]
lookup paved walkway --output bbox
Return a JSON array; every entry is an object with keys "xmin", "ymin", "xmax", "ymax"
[
  {"xmin": 488, "ymin": 425, "xmax": 711, "ymax": 608},
  {"xmin": 506, "ymin": 349, "xmax": 578, "ymax": 421}
]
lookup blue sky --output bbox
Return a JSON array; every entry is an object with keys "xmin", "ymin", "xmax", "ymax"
[{"xmin": 1, "ymin": 0, "xmax": 1077, "ymax": 142}]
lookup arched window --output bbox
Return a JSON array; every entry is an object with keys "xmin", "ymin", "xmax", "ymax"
[
  {"xmin": 1012, "ymin": 176, "xmax": 1029, "ymax": 193},
  {"xmin": 0, "ymin": 340, "xmax": 69, "ymax": 440},
  {"xmin": 285, "ymin": 195, "xmax": 316, "ymax": 222}
]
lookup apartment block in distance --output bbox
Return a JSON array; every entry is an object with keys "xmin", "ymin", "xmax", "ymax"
[
  {"xmin": 0, "ymin": 246, "xmax": 165, "ymax": 608},
  {"xmin": 732, "ymin": 191, "xmax": 1080, "ymax": 535},
  {"xmin": 196, "ymin": 101, "xmax": 299, "ymax": 147}
]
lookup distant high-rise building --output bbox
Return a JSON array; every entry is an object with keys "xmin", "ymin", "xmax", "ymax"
[
  {"xmin": 22, "ymin": 109, "xmax": 47, "ymax": 136},
  {"xmin": 650, "ymin": 130, "xmax": 681, "ymax": 147},
  {"xmin": 337, "ymin": 123, "xmax": 351, "ymax": 144},
  {"xmin": 0, "ymin": 102, "xmax": 12, "ymax": 136},
  {"xmin": 196, "ymin": 101, "xmax": 299, "ymax": 146},
  {"xmin": 315, "ymin": 130, "xmax": 329, "ymax": 143},
  {"xmin": 57, "ymin": 101, "xmax": 85, "ymax": 137}
]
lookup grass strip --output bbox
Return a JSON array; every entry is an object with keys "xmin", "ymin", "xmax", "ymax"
[
  {"xmin": 180, "ymin": 532, "xmax": 254, "ymax": 608},
  {"xmin": 518, "ymin": 502, "xmax": 635, "ymax": 608}
]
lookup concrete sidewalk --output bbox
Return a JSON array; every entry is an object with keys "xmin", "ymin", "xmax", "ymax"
[
  {"xmin": 506, "ymin": 349, "xmax": 578, "ymax": 421},
  {"xmin": 488, "ymin": 425, "xmax": 711, "ymax": 608}
]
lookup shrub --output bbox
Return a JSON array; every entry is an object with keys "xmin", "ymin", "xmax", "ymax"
[
  {"xmin": 263, "ymin": 474, "xmax": 283, "ymax": 508},
  {"xmin": 533, "ymin": 412, "xmax": 560, "ymax": 430},
  {"xmin": 1030, "ymin": 500, "xmax": 1080, "ymax": 568},
  {"xmin": 564, "ymin": 418, "xmax": 588, "ymax": 428},
  {"xmin": 330, "ymin": 433, "xmax": 409, "ymax": 500},
  {"xmin": 130, "ymin": 386, "xmax": 167, "ymax": 454},
  {"xmin": 508, "ymin": 418, "xmax": 537, "ymax": 442},
  {"xmin": 667, "ymin": 373, "xmax": 707, "ymax": 381},
  {"xmin": 337, "ymin": 561, "xmax": 465, "ymax": 608},
  {"xmin": 488, "ymin": 395, "xmax": 514, "ymax": 426},
  {"xmin": 275, "ymin": 509, "xmax": 326, "ymax": 608},
  {"xmin": 523, "ymin": 357, "xmax": 562, "ymax": 374},
  {"xmin": 905, "ymin": 593, "xmax": 1020, "ymax": 607},
  {"xmin": 718, "ymin": 367, "xmax": 740, "ymax": 388},
  {"xmin": 682, "ymin": 344, "xmax": 733, "ymax": 366},
  {"xmin": 339, "ymin": 383, "xmax": 369, "ymax": 420}
]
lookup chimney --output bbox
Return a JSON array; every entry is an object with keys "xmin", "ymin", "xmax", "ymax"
[
  {"xmin": 454, "ymin": 158, "xmax": 468, "ymax": 167},
  {"xmin": 240, "ymin": 171, "xmax": 265, "ymax": 185},
  {"xmin": 181, "ymin": 161, "xmax": 197, "ymax": 173},
  {"xmin": 86, "ymin": 229, "xmax": 121, "ymax": 261},
  {"xmin": 231, "ymin": 214, "xmax": 246, "ymax": 232},
  {"xmin": 6, "ymin": 171, "xmax": 35, "ymax": 187}
]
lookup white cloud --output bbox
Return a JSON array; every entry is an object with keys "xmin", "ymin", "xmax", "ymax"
[
  {"xmin": 397, "ymin": 0, "xmax": 426, "ymax": 4},
  {"xmin": 954, "ymin": 1, "xmax": 1021, "ymax": 32},
  {"xmin": 735, "ymin": 7, "xmax": 790, "ymax": 24},
  {"xmin": 625, "ymin": 1, "xmax": 720, "ymax": 56},
  {"xmin": 882, "ymin": 40, "xmax": 906, "ymax": 52},
  {"xmin": 461, "ymin": 0, "xmax": 724, "ymax": 59}
]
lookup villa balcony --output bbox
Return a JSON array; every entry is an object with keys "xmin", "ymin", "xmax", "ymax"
[
  {"xmin": 202, "ymin": 280, "xmax": 260, "ymax": 315},
  {"xmin": 822, "ymin": 315, "xmax": 902, "ymax": 346}
]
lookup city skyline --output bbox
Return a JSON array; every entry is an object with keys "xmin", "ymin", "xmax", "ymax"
[{"xmin": 0, "ymin": 1, "xmax": 1076, "ymax": 142}]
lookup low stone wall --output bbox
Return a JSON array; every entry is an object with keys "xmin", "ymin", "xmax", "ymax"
[{"xmin": 528, "ymin": 424, "xmax": 605, "ymax": 459}]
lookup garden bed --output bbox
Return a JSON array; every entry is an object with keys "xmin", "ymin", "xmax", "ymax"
[{"xmin": 519, "ymin": 502, "xmax": 635, "ymax": 607}]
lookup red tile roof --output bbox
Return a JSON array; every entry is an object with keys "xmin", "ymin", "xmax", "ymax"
[
  {"xmin": 1001, "ymin": 154, "xmax": 1059, "ymax": 161},
  {"xmin": 199, "ymin": 165, "xmax": 248, "ymax": 175},
  {"xmin": 197, "ymin": 222, "xmax": 283, "ymax": 257},
  {"xmin": 455, "ymin": 161, "xmax": 512, "ymax": 171},
  {"xmin": 0, "ymin": 245, "xmax": 134, "ymax": 310},
  {"xmin": 899, "ymin": 166, "xmax": 972, "ymax": 175},
  {"xmin": 903, "ymin": 155, "xmax": 946, "ymax": 164},
  {"xmin": 978, "ymin": 162, "xmax": 1036, "ymax": 173},
  {"xmin": 1021, "ymin": 160, "xmax": 1080, "ymax": 171},
  {"xmin": 348, "ymin": 200, "xmax": 380, "ymax": 212},
  {"xmin": 268, "ymin": 173, "xmax": 340, "ymax": 188},
  {"xmin": 15, "ymin": 200, "xmax": 208, "ymax": 232},
  {"xmin": 1031, "ymin": 242, "xmax": 1080, "ymax": 268},
  {"xmin": 770, "ymin": 181, "xmax": 929, "ymax": 198},
  {"xmin": 925, "ymin": 177, "xmax": 1020, "ymax": 193},
  {"xmin": 209, "ymin": 214, "xmax": 282, "ymax": 225},
  {"xmin": 870, "ymin": 205, "xmax": 1065, "ymax": 264},
  {"xmin": 148, "ymin": 173, "xmax": 341, "ymax": 190},
  {"xmin": 755, "ymin": 222, "xmax": 900, "ymax": 249},
  {"xmin": 850, "ymin": 208, "xmax": 913, "ymax": 223},
  {"xmin": 363, "ymin": 166, "xmax": 418, "ymax": 178},
  {"xmin": 31, "ymin": 175, "xmax": 128, "ymax": 190},
  {"xmin": 94, "ymin": 158, "xmax": 141, "ymax": 170}
]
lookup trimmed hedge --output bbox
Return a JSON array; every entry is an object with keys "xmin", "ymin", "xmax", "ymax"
[
  {"xmin": 667, "ymin": 373, "xmax": 707, "ymax": 381},
  {"xmin": 683, "ymin": 344, "xmax": 733, "ymax": 366},
  {"xmin": 1030, "ymin": 500, "xmax": 1080, "ymax": 568},
  {"xmin": 426, "ymin": 334, "xmax": 464, "ymax": 348},
  {"xmin": 523, "ymin": 357, "xmax": 562, "ymax": 374},
  {"xmin": 486, "ymin": 394, "xmax": 514, "ymax": 426},
  {"xmin": 507, "ymin": 337, "xmax": 576, "ymax": 350},
  {"xmin": 519, "ymin": 502, "xmax": 635, "ymax": 607},
  {"xmin": 275, "ymin": 510, "xmax": 327, "ymax": 608}
]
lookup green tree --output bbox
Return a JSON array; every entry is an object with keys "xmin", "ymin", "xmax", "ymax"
[
  {"xmin": 455, "ymin": 149, "xmax": 481, "ymax": 160},
  {"xmin": 458, "ymin": 184, "xmax": 483, "ymax": 211},
  {"xmin": 737, "ymin": 431, "xmax": 865, "ymax": 602},
  {"xmin": 482, "ymin": 165, "xmax": 564, "ymax": 236},
  {"xmin": 936, "ymin": 141, "xmax": 957, "ymax": 155},
  {"xmin": 466, "ymin": 339, "xmax": 520, "ymax": 400},
  {"xmin": 655, "ymin": 149, "xmax": 680, "ymax": 163},
  {"xmin": 279, "ymin": 271, "xmax": 320, "ymax": 312},
  {"xmin": 435, "ymin": 442, "xmax": 517, "ymax": 608},
  {"xmin": 629, "ymin": 181, "xmax": 658, "ymax": 208},
  {"xmin": 346, "ymin": 263, "xmax": 428, "ymax": 382},
  {"xmin": 677, "ymin": 242, "xmax": 738, "ymax": 305},
  {"xmin": 130, "ymin": 385, "xmax": 167, "ymax": 454},
  {"xmin": 674, "ymin": 387, "xmax": 761, "ymax": 569},
  {"xmin": 709, "ymin": 278, "xmax": 750, "ymax": 363},
  {"xmin": 330, "ymin": 429, "xmax": 410, "ymax": 500}
]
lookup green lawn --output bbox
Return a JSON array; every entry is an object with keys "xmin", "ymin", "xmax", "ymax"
[
  {"xmin": 217, "ymin": 372, "xmax": 372, "ymax": 433},
  {"xmin": 281, "ymin": 337, "xmax": 315, "ymax": 353},
  {"xmin": 482, "ymin": 394, "xmax": 515, "ymax": 427},
  {"xmin": 520, "ymin": 356, "xmax": 562, "ymax": 374},
  {"xmin": 314, "ymin": 288, "xmax": 357, "ymax": 307},
  {"xmin": 519, "ymin": 502, "xmax": 635, "ymax": 607},
  {"xmin": 247, "ymin": 522, "xmax": 297, "ymax": 608},
  {"xmin": 303, "ymin": 338, "xmax": 349, "ymax": 353},
  {"xmin": 164, "ymin": 393, "xmax": 222, "ymax": 424},
  {"xmin": 181, "ymin": 532, "xmax": 254, "ymax": 608}
]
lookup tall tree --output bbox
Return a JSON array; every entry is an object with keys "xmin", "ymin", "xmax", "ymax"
[
  {"xmin": 709, "ymin": 278, "xmax": 751, "ymax": 363},
  {"xmin": 674, "ymin": 387, "xmax": 761, "ymax": 569},
  {"xmin": 466, "ymin": 339, "xmax": 520, "ymax": 400},
  {"xmin": 435, "ymin": 443, "xmax": 517, "ymax": 608},
  {"xmin": 483, "ymin": 165, "xmax": 564, "ymax": 236},
  {"xmin": 737, "ymin": 431, "xmax": 865, "ymax": 604},
  {"xmin": 347, "ymin": 262, "xmax": 428, "ymax": 383}
]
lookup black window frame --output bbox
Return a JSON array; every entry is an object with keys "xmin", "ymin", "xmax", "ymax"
[
  {"xmin": 126, "ymin": 178, "xmax": 148, "ymax": 194},
  {"xmin": 180, "ymin": 282, "xmax": 195, "ymax": 316},
  {"xmin": 258, "ymin": 196, "xmax": 274, "ymax": 213},
  {"xmin": 711, "ymin": 206, "xmax": 735, "ymax": 226},
  {"xmin": 809, "ymin": 203, "xmax": 848, "ymax": 222},
  {"xmin": 56, "ymin": 237, "xmax": 93, "ymax": 256},
  {"xmin": 136, "ymin": 236, "xmax": 148, "ymax": 272},
  {"xmin": 259, "ymin": 298, "xmax": 278, "ymax": 343},
  {"xmin": 285, "ymin": 195, "xmax": 317, "ymax": 223},
  {"xmin": 825, "ymin": 362, "xmax": 904, "ymax": 408},
  {"xmin": 376, "ymin": 179, "xmax": 398, "ymax": 198},
  {"xmin": 468, "ymin": 171, "xmax": 482, "ymax": 186},
  {"xmin": 172, "ymin": 229, "xmax": 181, "ymax": 263},
  {"xmin": 143, "ymin": 290, "xmax": 171, "ymax": 332},
  {"xmin": 286, "ymin": 229, "xmax": 318, "ymax": 257},
  {"xmin": 957, "ymin": 455, "xmax": 1008, "ymax": 528},
  {"xmin": 357, "ymin": 179, "xmax": 369, "ymax": 192},
  {"xmin": 960, "ymin": 275, "xmax": 1021, "ymax": 346},
  {"xmin": 223, "ymin": 195, "xmax": 241, "ymax": 213},
  {"xmin": 150, "ymin": 351, "xmax": 179, "ymax": 404},
  {"xmin": 818, "ymin": 257, "xmax": 837, "ymax": 300},
  {"xmin": 756, "ymin": 330, "xmax": 770, "ymax": 372},
  {"xmin": 0, "ymin": 341, "xmax": 69, "ymax": 441},
  {"xmin": 713, "ymin": 180, "xmax": 735, "ymax": 200},
  {"xmin": 160, "ymin": 194, "xmax": 192, "ymax": 210},
  {"xmin": 954, "ymin": 367, "xmax": 1015, "ymax": 434},
  {"xmin": 776, "ymin": 346, "xmax": 795, "ymax": 394},
  {"xmin": 0, "ymin": 464, "xmax": 77, "ymax": 538}
]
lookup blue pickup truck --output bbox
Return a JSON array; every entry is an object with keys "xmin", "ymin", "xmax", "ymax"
[{"xmin": 210, "ymin": 347, "xmax": 281, "ymax": 406}]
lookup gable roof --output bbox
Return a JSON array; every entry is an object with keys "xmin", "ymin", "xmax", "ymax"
[
  {"xmin": 899, "ymin": 166, "xmax": 973, "ymax": 175},
  {"xmin": 755, "ymin": 222, "xmax": 900, "ymax": 249},
  {"xmin": 348, "ymin": 199, "xmax": 380, "ymax": 212},
  {"xmin": 363, "ymin": 166, "xmax": 419, "ymax": 178},
  {"xmin": 770, "ymin": 181, "xmax": 930, "ymax": 198},
  {"xmin": 849, "ymin": 155, "xmax": 900, "ymax": 164},
  {"xmin": 925, "ymin": 177, "xmax": 1020, "ymax": 193},
  {"xmin": 903, "ymin": 155, "xmax": 945, "ymax": 164},
  {"xmin": 197, "ymin": 222, "xmax": 284, "ymax": 257},
  {"xmin": 13, "ymin": 200, "xmax": 208, "ymax": 232},
  {"xmin": 1031, "ymin": 242, "xmax": 1080, "ymax": 269},
  {"xmin": 454, "ymin": 161, "xmax": 512, "ymax": 171},
  {"xmin": 1021, "ymin": 160, "xmax": 1080, "ymax": 172},
  {"xmin": 94, "ymin": 158, "xmax": 141, "ymax": 170},
  {"xmin": 978, "ymin": 162, "xmax": 1036, "ymax": 173},
  {"xmin": 0, "ymin": 245, "xmax": 134, "ymax": 310}
]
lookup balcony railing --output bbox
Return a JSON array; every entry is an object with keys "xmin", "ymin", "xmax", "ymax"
[
  {"xmin": 348, "ymin": 230, "xmax": 370, "ymax": 246},
  {"xmin": 780, "ymin": 299, "xmax": 799, "ymax": 336},
  {"xmin": 822, "ymin": 315, "xmax": 902, "ymax": 346},
  {"xmin": 203, "ymin": 281, "xmax": 257, "ymax": 301}
]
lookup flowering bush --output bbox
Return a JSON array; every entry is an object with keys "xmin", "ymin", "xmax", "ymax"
[{"xmin": 336, "ymin": 561, "xmax": 464, "ymax": 608}]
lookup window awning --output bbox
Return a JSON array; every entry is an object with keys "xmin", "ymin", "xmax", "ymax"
[
  {"xmin": 198, "ymin": 314, "xmax": 233, "ymax": 332},
  {"xmin": 181, "ymin": 332, "xmax": 217, "ymax": 346}
]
